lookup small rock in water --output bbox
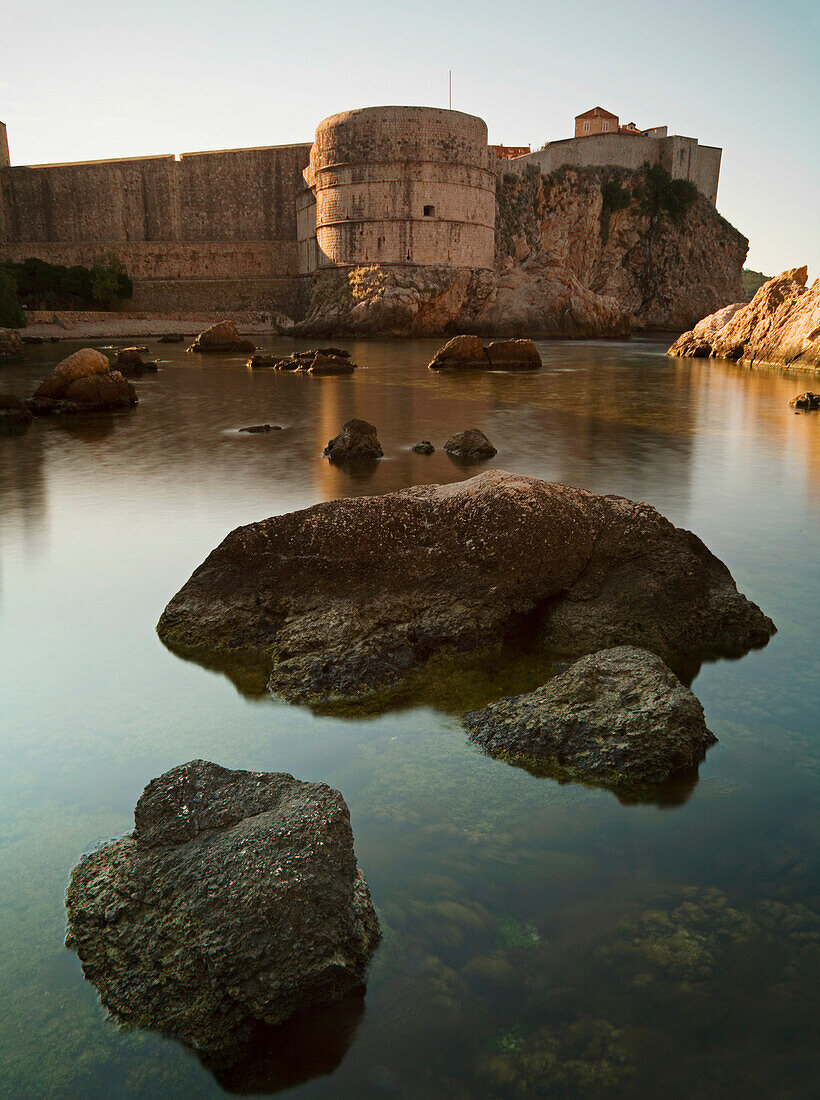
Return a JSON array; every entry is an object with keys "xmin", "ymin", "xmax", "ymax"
[
  {"xmin": 0, "ymin": 394, "xmax": 32, "ymax": 432},
  {"xmin": 239, "ymin": 423, "xmax": 281, "ymax": 433},
  {"xmin": 188, "ymin": 321, "xmax": 256, "ymax": 354},
  {"xmin": 159, "ymin": 333, "xmax": 184, "ymax": 343},
  {"xmin": 443, "ymin": 428, "xmax": 497, "ymax": 460},
  {"xmin": 789, "ymin": 391, "xmax": 820, "ymax": 410},
  {"xmin": 324, "ymin": 419, "xmax": 383, "ymax": 462},
  {"xmin": 303, "ymin": 353, "xmax": 356, "ymax": 375},
  {"xmin": 464, "ymin": 646, "xmax": 716, "ymax": 787},
  {"xmin": 411, "ymin": 440, "xmax": 435, "ymax": 454},
  {"xmin": 64, "ymin": 760, "xmax": 380, "ymax": 1058}
]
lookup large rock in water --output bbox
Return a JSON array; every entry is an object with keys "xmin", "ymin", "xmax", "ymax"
[
  {"xmin": 464, "ymin": 647, "xmax": 716, "ymax": 787},
  {"xmin": 323, "ymin": 419, "xmax": 383, "ymax": 462},
  {"xmin": 157, "ymin": 471, "xmax": 775, "ymax": 705},
  {"xmin": 33, "ymin": 347, "xmax": 110, "ymax": 399},
  {"xmin": 669, "ymin": 268, "xmax": 820, "ymax": 371},
  {"xmin": 443, "ymin": 428, "xmax": 497, "ymax": 460},
  {"xmin": 188, "ymin": 320, "xmax": 256, "ymax": 354},
  {"xmin": 65, "ymin": 760, "xmax": 380, "ymax": 1058}
]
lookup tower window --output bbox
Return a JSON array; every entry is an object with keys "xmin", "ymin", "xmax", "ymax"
[{"xmin": 423, "ymin": 205, "xmax": 435, "ymax": 217}]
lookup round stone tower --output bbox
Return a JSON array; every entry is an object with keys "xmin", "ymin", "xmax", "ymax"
[{"xmin": 298, "ymin": 106, "xmax": 496, "ymax": 272}]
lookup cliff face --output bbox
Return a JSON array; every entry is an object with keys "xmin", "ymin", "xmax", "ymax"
[
  {"xmin": 497, "ymin": 164, "xmax": 748, "ymax": 331},
  {"xmin": 294, "ymin": 164, "xmax": 747, "ymax": 338}
]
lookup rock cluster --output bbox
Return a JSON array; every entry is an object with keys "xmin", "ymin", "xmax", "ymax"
[
  {"xmin": 428, "ymin": 336, "xmax": 542, "ymax": 371},
  {"xmin": 323, "ymin": 419, "xmax": 383, "ymax": 462},
  {"xmin": 114, "ymin": 347, "xmax": 159, "ymax": 376},
  {"xmin": 65, "ymin": 760, "xmax": 380, "ymax": 1058},
  {"xmin": 464, "ymin": 647, "xmax": 716, "ymax": 787},
  {"xmin": 669, "ymin": 267, "xmax": 820, "ymax": 371},
  {"xmin": 157, "ymin": 470, "xmax": 775, "ymax": 706},
  {"xmin": 28, "ymin": 348, "xmax": 137, "ymax": 415},
  {"xmin": 248, "ymin": 348, "xmax": 355, "ymax": 374},
  {"xmin": 188, "ymin": 320, "xmax": 256, "ymax": 354}
]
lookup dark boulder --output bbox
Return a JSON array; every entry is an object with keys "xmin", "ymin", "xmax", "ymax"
[
  {"xmin": 65, "ymin": 760, "xmax": 380, "ymax": 1058},
  {"xmin": 464, "ymin": 646, "xmax": 716, "ymax": 787},
  {"xmin": 428, "ymin": 334, "xmax": 487, "ymax": 370},
  {"xmin": 411, "ymin": 440, "xmax": 435, "ymax": 454},
  {"xmin": 157, "ymin": 471, "xmax": 776, "ymax": 706},
  {"xmin": 323, "ymin": 419, "xmax": 383, "ymax": 462},
  {"xmin": 789, "ymin": 392, "xmax": 820, "ymax": 410},
  {"xmin": 485, "ymin": 339, "xmax": 542, "ymax": 369},
  {"xmin": 159, "ymin": 333, "xmax": 184, "ymax": 343},
  {"xmin": 443, "ymin": 428, "xmax": 497, "ymax": 461},
  {"xmin": 0, "ymin": 329, "xmax": 24, "ymax": 360},
  {"xmin": 0, "ymin": 394, "xmax": 32, "ymax": 432},
  {"xmin": 302, "ymin": 353, "xmax": 356, "ymax": 375},
  {"xmin": 239, "ymin": 423, "xmax": 282, "ymax": 433},
  {"xmin": 247, "ymin": 354, "xmax": 287, "ymax": 369},
  {"xmin": 188, "ymin": 321, "xmax": 256, "ymax": 354}
]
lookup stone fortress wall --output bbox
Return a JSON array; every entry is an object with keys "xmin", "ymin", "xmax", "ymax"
[
  {"xmin": 299, "ymin": 106, "xmax": 496, "ymax": 271},
  {"xmin": 0, "ymin": 140, "xmax": 311, "ymax": 314},
  {"xmin": 0, "ymin": 107, "xmax": 723, "ymax": 317},
  {"xmin": 508, "ymin": 132, "xmax": 721, "ymax": 205}
]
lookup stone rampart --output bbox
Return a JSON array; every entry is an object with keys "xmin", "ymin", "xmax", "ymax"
[
  {"xmin": 0, "ymin": 143, "xmax": 311, "ymax": 314},
  {"xmin": 508, "ymin": 133, "xmax": 721, "ymax": 204}
]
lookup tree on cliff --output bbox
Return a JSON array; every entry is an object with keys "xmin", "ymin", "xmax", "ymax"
[{"xmin": 0, "ymin": 269, "xmax": 25, "ymax": 328}]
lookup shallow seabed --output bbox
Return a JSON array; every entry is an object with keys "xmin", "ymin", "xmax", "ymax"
[{"xmin": 1, "ymin": 336, "xmax": 818, "ymax": 1098}]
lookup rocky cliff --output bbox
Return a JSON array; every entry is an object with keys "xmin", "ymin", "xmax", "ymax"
[
  {"xmin": 669, "ymin": 267, "xmax": 820, "ymax": 372},
  {"xmin": 294, "ymin": 165, "xmax": 747, "ymax": 339}
]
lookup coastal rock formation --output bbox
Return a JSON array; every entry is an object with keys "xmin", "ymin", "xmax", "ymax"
[
  {"xmin": 188, "ymin": 321, "xmax": 256, "ymax": 354},
  {"xmin": 428, "ymin": 336, "xmax": 542, "ymax": 370},
  {"xmin": 157, "ymin": 471, "xmax": 775, "ymax": 706},
  {"xmin": 443, "ymin": 429, "xmax": 497, "ymax": 461},
  {"xmin": 28, "ymin": 348, "xmax": 138, "ymax": 414},
  {"xmin": 65, "ymin": 760, "xmax": 380, "ymax": 1057},
  {"xmin": 323, "ymin": 419, "xmax": 383, "ymax": 462},
  {"xmin": 0, "ymin": 328, "xmax": 24, "ymax": 360},
  {"xmin": 248, "ymin": 349, "xmax": 356, "ymax": 373},
  {"xmin": 669, "ymin": 268, "xmax": 820, "ymax": 371},
  {"xmin": 464, "ymin": 647, "xmax": 716, "ymax": 787}
]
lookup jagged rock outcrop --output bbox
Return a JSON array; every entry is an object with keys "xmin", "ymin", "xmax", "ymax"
[
  {"xmin": 323, "ymin": 419, "xmax": 383, "ymax": 462},
  {"xmin": 188, "ymin": 321, "xmax": 256, "ymax": 354},
  {"xmin": 65, "ymin": 760, "xmax": 380, "ymax": 1058},
  {"xmin": 0, "ymin": 328, "xmax": 24, "ymax": 360},
  {"xmin": 157, "ymin": 471, "xmax": 775, "ymax": 706},
  {"xmin": 464, "ymin": 646, "xmax": 716, "ymax": 787},
  {"xmin": 28, "ymin": 348, "xmax": 138, "ymax": 414},
  {"xmin": 292, "ymin": 164, "xmax": 745, "ymax": 338},
  {"xmin": 669, "ymin": 268, "xmax": 820, "ymax": 371}
]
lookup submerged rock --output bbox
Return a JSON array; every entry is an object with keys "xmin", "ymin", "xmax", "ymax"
[
  {"xmin": 65, "ymin": 760, "xmax": 380, "ymax": 1057},
  {"xmin": 188, "ymin": 320, "xmax": 256, "ymax": 354},
  {"xmin": 323, "ymin": 419, "xmax": 383, "ymax": 462},
  {"xmin": 157, "ymin": 471, "xmax": 775, "ymax": 706},
  {"xmin": 443, "ymin": 428, "xmax": 497, "ymax": 460},
  {"xmin": 0, "ymin": 328, "xmax": 24, "ymax": 360},
  {"xmin": 239, "ymin": 423, "xmax": 282, "ymax": 433},
  {"xmin": 411, "ymin": 440, "xmax": 435, "ymax": 454},
  {"xmin": 464, "ymin": 647, "xmax": 716, "ymax": 787},
  {"xmin": 0, "ymin": 393, "xmax": 32, "ymax": 432},
  {"xmin": 247, "ymin": 353, "xmax": 287, "ymax": 369},
  {"xmin": 304, "ymin": 352, "xmax": 356, "ymax": 375},
  {"xmin": 159, "ymin": 333, "xmax": 184, "ymax": 343},
  {"xmin": 669, "ymin": 267, "xmax": 820, "ymax": 371},
  {"xmin": 789, "ymin": 391, "xmax": 820, "ymax": 410}
]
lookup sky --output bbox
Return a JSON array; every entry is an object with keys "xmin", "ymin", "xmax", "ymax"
[{"xmin": 1, "ymin": 0, "xmax": 817, "ymax": 276}]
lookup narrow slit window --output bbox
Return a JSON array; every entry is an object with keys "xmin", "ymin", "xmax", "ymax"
[{"xmin": 423, "ymin": 204, "xmax": 435, "ymax": 217}]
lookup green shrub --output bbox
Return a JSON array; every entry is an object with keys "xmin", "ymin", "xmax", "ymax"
[
  {"xmin": 1, "ymin": 256, "xmax": 133, "ymax": 310},
  {"xmin": 637, "ymin": 163, "xmax": 699, "ymax": 220},
  {"xmin": 600, "ymin": 179, "xmax": 633, "ymax": 242},
  {"xmin": 0, "ymin": 268, "xmax": 25, "ymax": 327}
]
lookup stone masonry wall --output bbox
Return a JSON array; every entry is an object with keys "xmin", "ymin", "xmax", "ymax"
[{"xmin": 0, "ymin": 143, "xmax": 311, "ymax": 314}]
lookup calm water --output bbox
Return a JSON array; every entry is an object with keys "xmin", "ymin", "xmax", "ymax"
[{"xmin": 1, "ymin": 337, "xmax": 818, "ymax": 1098}]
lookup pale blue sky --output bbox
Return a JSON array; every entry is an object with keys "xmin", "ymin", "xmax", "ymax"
[{"xmin": 1, "ymin": 0, "xmax": 817, "ymax": 275}]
